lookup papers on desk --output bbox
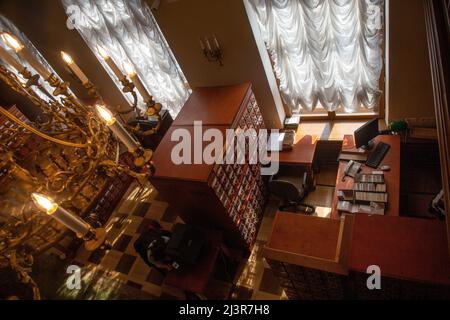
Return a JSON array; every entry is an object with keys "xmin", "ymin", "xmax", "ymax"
[
  {"xmin": 337, "ymin": 201, "xmax": 385, "ymax": 215},
  {"xmin": 268, "ymin": 130, "xmax": 295, "ymax": 151}
]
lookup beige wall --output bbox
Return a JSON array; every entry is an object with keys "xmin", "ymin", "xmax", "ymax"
[
  {"xmin": 151, "ymin": 0, "xmax": 285, "ymax": 128},
  {"xmin": 388, "ymin": 0, "xmax": 435, "ymax": 122}
]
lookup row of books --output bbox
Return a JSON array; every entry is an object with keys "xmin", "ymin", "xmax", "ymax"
[
  {"xmin": 337, "ymin": 189, "xmax": 388, "ymax": 204},
  {"xmin": 337, "ymin": 173, "xmax": 387, "ymax": 215}
]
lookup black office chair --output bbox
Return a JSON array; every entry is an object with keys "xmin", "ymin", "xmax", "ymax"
[{"xmin": 268, "ymin": 172, "xmax": 316, "ymax": 215}]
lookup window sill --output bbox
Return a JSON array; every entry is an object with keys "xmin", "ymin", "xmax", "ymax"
[{"xmin": 297, "ymin": 119, "xmax": 387, "ymax": 141}]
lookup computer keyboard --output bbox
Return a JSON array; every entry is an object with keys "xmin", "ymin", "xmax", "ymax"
[{"xmin": 366, "ymin": 142, "xmax": 391, "ymax": 168}]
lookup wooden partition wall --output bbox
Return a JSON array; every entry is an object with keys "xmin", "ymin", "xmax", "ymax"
[{"xmin": 423, "ymin": 0, "xmax": 450, "ymax": 254}]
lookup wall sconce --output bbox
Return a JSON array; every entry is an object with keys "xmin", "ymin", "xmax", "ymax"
[{"xmin": 199, "ymin": 35, "xmax": 223, "ymax": 66}]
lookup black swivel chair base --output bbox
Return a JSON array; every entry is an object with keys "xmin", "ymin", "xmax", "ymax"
[{"xmin": 279, "ymin": 202, "xmax": 316, "ymax": 215}]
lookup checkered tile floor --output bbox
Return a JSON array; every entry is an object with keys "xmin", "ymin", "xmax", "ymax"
[{"xmin": 63, "ymin": 165, "xmax": 336, "ymax": 300}]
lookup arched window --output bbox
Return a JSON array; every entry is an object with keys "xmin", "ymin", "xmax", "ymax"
[{"xmin": 62, "ymin": 0, "xmax": 191, "ymax": 117}]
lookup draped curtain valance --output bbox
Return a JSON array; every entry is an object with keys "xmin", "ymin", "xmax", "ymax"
[
  {"xmin": 62, "ymin": 0, "xmax": 190, "ymax": 117},
  {"xmin": 250, "ymin": 0, "xmax": 384, "ymax": 113}
]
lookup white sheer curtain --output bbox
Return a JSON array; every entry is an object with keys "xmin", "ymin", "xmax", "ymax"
[
  {"xmin": 61, "ymin": 0, "xmax": 190, "ymax": 117},
  {"xmin": 250, "ymin": 0, "xmax": 384, "ymax": 113}
]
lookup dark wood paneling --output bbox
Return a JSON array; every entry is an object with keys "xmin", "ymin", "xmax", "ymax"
[{"xmin": 424, "ymin": 0, "xmax": 450, "ymax": 254}]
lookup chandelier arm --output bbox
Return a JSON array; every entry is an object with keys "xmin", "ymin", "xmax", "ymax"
[{"xmin": 0, "ymin": 106, "xmax": 87, "ymax": 149}]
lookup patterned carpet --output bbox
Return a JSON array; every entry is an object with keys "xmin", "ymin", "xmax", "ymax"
[{"xmin": 62, "ymin": 165, "xmax": 336, "ymax": 300}]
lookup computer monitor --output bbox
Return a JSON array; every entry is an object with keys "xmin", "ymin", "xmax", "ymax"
[{"xmin": 354, "ymin": 118, "xmax": 379, "ymax": 150}]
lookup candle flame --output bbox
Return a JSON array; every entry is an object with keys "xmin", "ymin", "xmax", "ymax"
[
  {"xmin": 95, "ymin": 104, "xmax": 115, "ymax": 125},
  {"xmin": 31, "ymin": 193, "xmax": 57, "ymax": 214},
  {"xmin": 1, "ymin": 33, "xmax": 23, "ymax": 52},
  {"xmin": 123, "ymin": 60, "xmax": 136, "ymax": 77},
  {"xmin": 97, "ymin": 45, "xmax": 109, "ymax": 59},
  {"xmin": 61, "ymin": 51, "xmax": 74, "ymax": 64}
]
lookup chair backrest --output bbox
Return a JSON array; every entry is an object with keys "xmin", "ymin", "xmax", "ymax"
[{"xmin": 269, "ymin": 179, "xmax": 301, "ymax": 202}]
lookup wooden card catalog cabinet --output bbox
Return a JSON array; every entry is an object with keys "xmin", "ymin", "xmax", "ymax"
[{"xmin": 150, "ymin": 83, "xmax": 267, "ymax": 251}]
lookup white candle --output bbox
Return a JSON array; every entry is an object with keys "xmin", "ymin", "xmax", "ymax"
[
  {"xmin": 0, "ymin": 45, "xmax": 24, "ymax": 72},
  {"xmin": 97, "ymin": 45, "xmax": 125, "ymax": 80},
  {"xmin": 205, "ymin": 37, "xmax": 212, "ymax": 51},
  {"xmin": 96, "ymin": 104, "xmax": 140, "ymax": 152},
  {"xmin": 1, "ymin": 33, "xmax": 52, "ymax": 80},
  {"xmin": 31, "ymin": 193, "xmax": 91, "ymax": 236},
  {"xmin": 123, "ymin": 61, "xmax": 152, "ymax": 103},
  {"xmin": 213, "ymin": 34, "xmax": 220, "ymax": 49},
  {"xmin": 61, "ymin": 51, "xmax": 89, "ymax": 84},
  {"xmin": 52, "ymin": 206, "xmax": 91, "ymax": 235},
  {"xmin": 199, "ymin": 38, "xmax": 205, "ymax": 51}
]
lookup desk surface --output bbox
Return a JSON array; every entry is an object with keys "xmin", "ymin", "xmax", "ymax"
[
  {"xmin": 265, "ymin": 211, "xmax": 450, "ymax": 286},
  {"xmin": 349, "ymin": 214, "xmax": 450, "ymax": 286},
  {"xmin": 331, "ymin": 135, "xmax": 401, "ymax": 219},
  {"xmin": 276, "ymin": 134, "xmax": 318, "ymax": 166},
  {"xmin": 266, "ymin": 212, "xmax": 341, "ymax": 260}
]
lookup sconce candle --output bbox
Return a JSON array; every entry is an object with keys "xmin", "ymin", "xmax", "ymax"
[
  {"xmin": 123, "ymin": 61, "xmax": 152, "ymax": 103},
  {"xmin": 0, "ymin": 44, "xmax": 24, "ymax": 72},
  {"xmin": 95, "ymin": 104, "xmax": 140, "ymax": 152},
  {"xmin": 31, "ymin": 193, "xmax": 91, "ymax": 236},
  {"xmin": 199, "ymin": 39, "xmax": 206, "ymax": 51},
  {"xmin": 213, "ymin": 34, "xmax": 220, "ymax": 49},
  {"xmin": 97, "ymin": 45, "xmax": 125, "ymax": 81},
  {"xmin": 61, "ymin": 51, "xmax": 89, "ymax": 84},
  {"xmin": 205, "ymin": 37, "xmax": 212, "ymax": 51},
  {"xmin": 1, "ymin": 33, "xmax": 52, "ymax": 80}
]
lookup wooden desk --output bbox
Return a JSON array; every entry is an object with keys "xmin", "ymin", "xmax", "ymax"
[
  {"xmin": 331, "ymin": 135, "xmax": 401, "ymax": 219},
  {"xmin": 272, "ymin": 134, "xmax": 318, "ymax": 188},
  {"xmin": 264, "ymin": 211, "xmax": 450, "ymax": 299},
  {"xmin": 277, "ymin": 134, "xmax": 318, "ymax": 166},
  {"xmin": 349, "ymin": 214, "xmax": 450, "ymax": 286},
  {"xmin": 263, "ymin": 211, "xmax": 352, "ymax": 275}
]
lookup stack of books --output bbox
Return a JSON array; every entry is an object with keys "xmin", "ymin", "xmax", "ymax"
[
  {"xmin": 337, "ymin": 201, "xmax": 385, "ymax": 215},
  {"xmin": 284, "ymin": 114, "xmax": 300, "ymax": 130},
  {"xmin": 337, "ymin": 173, "xmax": 388, "ymax": 215},
  {"xmin": 354, "ymin": 173, "xmax": 385, "ymax": 184}
]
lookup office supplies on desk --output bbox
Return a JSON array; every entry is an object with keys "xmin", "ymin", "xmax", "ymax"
[
  {"xmin": 337, "ymin": 201, "xmax": 385, "ymax": 215},
  {"xmin": 342, "ymin": 160, "xmax": 361, "ymax": 181},
  {"xmin": 284, "ymin": 114, "xmax": 300, "ymax": 130},
  {"xmin": 337, "ymin": 189, "xmax": 354, "ymax": 201},
  {"xmin": 354, "ymin": 182, "xmax": 387, "ymax": 192},
  {"xmin": 355, "ymin": 173, "xmax": 385, "ymax": 183},
  {"xmin": 355, "ymin": 191, "xmax": 388, "ymax": 204},
  {"xmin": 268, "ymin": 130, "xmax": 296, "ymax": 151},
  {"xmin": 282, "ymin": 130, "xmax": 295, "ymax": 150},
  {"xmin": 366, "ymin": 142, "xmax": 391, "ymax": 168}
]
